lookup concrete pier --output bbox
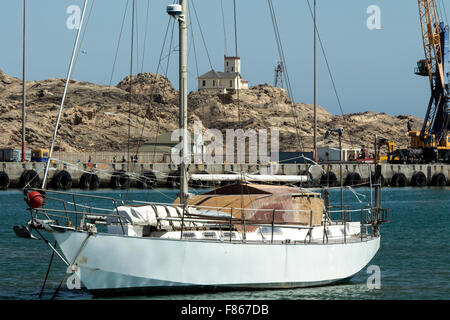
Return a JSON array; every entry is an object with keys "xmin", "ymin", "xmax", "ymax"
[{"xmin": 0, "ymin": 161, "xmax": 449, "ymax": 190}]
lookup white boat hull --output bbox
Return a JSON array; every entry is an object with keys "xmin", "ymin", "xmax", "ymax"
[{"xmin": 53, "ymin": 230, "xmax": 380, "ymax": 296}]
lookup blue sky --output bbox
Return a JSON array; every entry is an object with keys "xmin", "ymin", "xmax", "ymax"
[{"xmin": 0, "ymin": 0, "xmax": 445, "ymax": 118}]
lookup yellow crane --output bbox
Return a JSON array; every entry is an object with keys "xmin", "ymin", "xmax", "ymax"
[{"xmin": 409, "ymin": 0, "xmax": 450, "ymax": 163}]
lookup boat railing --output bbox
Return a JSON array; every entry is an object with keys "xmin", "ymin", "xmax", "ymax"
[
  {"xmin": 26, "ymin": 188, "xmax": 317, "ymax": 242},
  {"xmin": 25, "ymin": 189, "xmax": 388, "ymax": 244},
  {"xmin": 26, "ymin": 188, "xmax": 127, "ymax": 234},
  {"xmin": 324, "ymin": 205, "xmax": 391, "ymax": 243}
]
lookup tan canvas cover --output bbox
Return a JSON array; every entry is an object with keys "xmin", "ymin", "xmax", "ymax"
[{"xmin": 173, "ymin": 183, "xmax": 324, "ymax": 230}]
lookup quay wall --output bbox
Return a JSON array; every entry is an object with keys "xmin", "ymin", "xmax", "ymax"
[{"xmin": 0, "ymin": 161, "xmax": 449, "ymax": 190}]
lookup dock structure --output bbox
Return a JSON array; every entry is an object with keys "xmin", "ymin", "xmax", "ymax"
[{"xmin": 0, "ymin": 161, "xmax": 449, "ymax": 190}]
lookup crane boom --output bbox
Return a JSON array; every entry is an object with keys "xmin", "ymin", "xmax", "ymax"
[
  {"xmin": 417, "ymin": 0, "xmax": 445, "ymax": 90},
  {"xmin": 415, "ymin": 0, "xmax": 450, "ymax": 145}
]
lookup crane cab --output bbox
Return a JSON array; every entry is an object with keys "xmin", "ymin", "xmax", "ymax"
[
  {"xmin": 409, "ymin": 131, "xmax": 428, "ymax": 148},
  {"xmin": 439, "ymin": 135, "xmax": 450, "ymax": 149},
  {"xmin": 445, "ymin": 136, "xmax": 450, "ymax": 147},
  {"xmin": 409, "ymin": 131, "xmax": 450, "ymax": 149},
  {"xmin": 414, "ymin": 59, "xmax": 429, "ymax": 77}
]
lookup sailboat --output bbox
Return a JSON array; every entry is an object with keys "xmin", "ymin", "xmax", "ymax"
[{"xmin": 15, "ymin": 0, "xmax": 388, "ymax": 297}]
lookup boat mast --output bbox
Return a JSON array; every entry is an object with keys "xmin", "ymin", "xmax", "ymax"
[
  {"xmin": 313, "ymin": 0, "xmax": 317, "ymax": 162},
  {"xmin": 127, "ymin": 0, "xmax": 135, "ymax": 174},
  {"xmin": 179, "ymin": 0, "xmax": 189, "ymax": 206},
  {"xmin": 41, "ymin": 0, "xmax": 89, "ymax": 189},
  {"xmin": 374, "ymin": 134, "xmax": 382, "ymax": 235},
  {"xmin": 21, "ymin": 0, "xmax": 26, "ymax": 162}
]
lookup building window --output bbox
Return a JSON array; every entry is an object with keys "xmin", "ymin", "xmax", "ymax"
[
  {"xmin": 231, "ymin": 67, "xmax": 234, "ymax": 71},
  {"xmin": 230, "ymin": 80, "xmax": 233, "ymax": 87},
  {"xmin": 213, "ymin": 80, "xmax": 216, "ymax": 87},
  {"xmin": 202, "ymin": 80, "xmax": 206, "ymax": 87},
  {"xmin": 226, "ymin": 62, "xmax": 229, "ymax": 66}
]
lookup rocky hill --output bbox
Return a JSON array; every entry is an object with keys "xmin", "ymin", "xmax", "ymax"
[{"xmin": 0, "ymin": 69, "xmax": 422, "ymax": 153}]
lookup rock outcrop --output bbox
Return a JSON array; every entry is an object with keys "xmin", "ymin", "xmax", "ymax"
[{"xmin": 0, "ymin": 69, "xmax": 422, "ymax": 152}]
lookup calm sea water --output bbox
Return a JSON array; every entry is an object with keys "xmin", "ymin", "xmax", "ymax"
[{"xmin": 1, "ymin": 186, "xmax": 449, "ymax": 300}]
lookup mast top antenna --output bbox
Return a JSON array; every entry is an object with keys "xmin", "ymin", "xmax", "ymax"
[{"xmin": 167, "ymin": 4, "xmax": 183, "ymax": 20}]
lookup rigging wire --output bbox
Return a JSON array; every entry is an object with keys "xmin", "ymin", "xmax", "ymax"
[
  {"xmin": 304, "ymin": 0, "xmax": 356, "ymax": 150},
  {"xmin": 188, "ymin": 3, "xmax": 200, "ymax": 78},
  {"xmin": 125, "ymin": 0, "xmax": 137, "ymax": 202},
  {"xmin": 305, "ymin": 0, "xmax": 345, "ymax": 117},
  {"xmin": 109, "ymin": 0, "xmax": 130, "ymax": 87},
  {"xmin": 267, "ymin": 0, "xmax": 304, "ymax": 150},
  {"xmin": 71, "ymin": 0, "xmax": 98, "ymax": 143},
  {"xmin": 267, "ymin": 1, "xmax": 293, "ymax": 100},
  {"xmin": 233, "ymin": 0, "xmax": 241, "ymax": 127},
  {"xmin": 128, "ymin": 11, "xmax": 174, "ymax": 188},
  {"xmin": 41, "ymin": 0, "xmax": 89, "ymax": 189},
  {"xmin": 127, "ymin": 0, "xmax": 135, "ymax": 177},
  {"xmin": 220, "ymin": 0, "xmax": 228, "ymax": 55},
  {"xmin": 188, "ymin": 29, "xmax": 200, "ymax": 79},
  {"xmin": 140, "ymin": 0, "xmax": 151, "ymax": 73},
  {"xmin": 165, "ymin": 17, "xmax": 177, "ymax": 77},
  {"xmin": 156, "ymin": 18, "xmax": 175, "ymax": 74},
  {"xmin": 232, "ymin": 0, "xmax": 250, "ymax": 228},
  {"xmin": 73, "ymin": 0, "xmax": 95, "ymax": 71},
  {"xmin": 134, "ymin": 16, "xmax": 174, "ymax": 163},
  {"xmin": 133, "ymin": 1, "xmax": 141, "ymax": 142},
  {"xmin": 191, "ymin": 0, "xmax": 214, "ymax": 70},
  {"xmin": 135, "ymin": 0, "xmax": 140, "ymax": 76}
]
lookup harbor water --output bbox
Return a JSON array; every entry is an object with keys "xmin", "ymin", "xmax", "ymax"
[{"xmin": 1, "ymin": 187, "xmax": 449, "ymax": 300}]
